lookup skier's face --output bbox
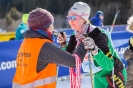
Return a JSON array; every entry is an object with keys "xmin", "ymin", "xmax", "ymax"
[{"xmin": 67, "ymin": 11, "xmax": 85, "ymax": 32}]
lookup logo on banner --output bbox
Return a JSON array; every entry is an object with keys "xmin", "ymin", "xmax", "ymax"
[
  {"xmin": 0, "ymin": 60, "xmax": 16, "ymax": 71},
  {"xmin": 115, "ymin": 47, "xmax": 128, "ymax": 54}
]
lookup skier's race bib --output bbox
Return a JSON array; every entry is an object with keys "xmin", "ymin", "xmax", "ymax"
[{"xmin": 81, "ymin": 61, "xmax": 102, "ymax": 73}]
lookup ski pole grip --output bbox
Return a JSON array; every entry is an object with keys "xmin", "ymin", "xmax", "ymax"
[{"xmin": 83, "ymin": 33, "xmax": 88, "ymax": 38}]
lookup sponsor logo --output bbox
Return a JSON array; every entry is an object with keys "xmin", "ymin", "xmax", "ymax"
[
  {"xmin": 0, "ymin": 60, "xmax": 16, "ymax": 71},
  {"xmin": 72, "ymin": 8, "xmax": 77, "ymax": 10},
  {"xmin": 81, "ymin": 12, "xmax": 88, "ymax": 16},
  {"xmin": 115, "ymin": 47, "xmax": 128, "ymax": 54}
]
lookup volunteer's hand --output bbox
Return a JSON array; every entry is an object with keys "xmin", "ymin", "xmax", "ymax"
[
  {"xmin": 57, "ymin": 32, "xmax": 66, "ymax": 45},
  {"xmin": 82, "ymin": 37, "xmax": 98, "ymax": 55}
]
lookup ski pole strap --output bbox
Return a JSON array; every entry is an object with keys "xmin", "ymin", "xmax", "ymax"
[{"xmin": 70, "ymin": 54, "xmax": 81, "ymax": 88}]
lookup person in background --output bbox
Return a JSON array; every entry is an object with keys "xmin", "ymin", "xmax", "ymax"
[
  {"xmin": 15, "ymin": 14, "xmax": 29, "ymax": 40},
  {"xmin": 90, "ymin": 11, "xmax": 104, "ymax": 26},
  {"xmin": 57, "ymin": 2, "xmax": 127, "ymax": 88},
  {"xmin": 123, "ymin": 15, "xmax": 133, "ymax": 88},
  {"xmin": 12, "ymin": 8, "xmax": 89, "ymax": 88}
]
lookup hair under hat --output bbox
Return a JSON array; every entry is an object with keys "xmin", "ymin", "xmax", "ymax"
[
  {"xmin": 69, "ymin": 2, "xmax": 91, "ymax": 23},
  {"xmin": 28, "ymin": 8, "xmax": 54, "ymax": 30}
]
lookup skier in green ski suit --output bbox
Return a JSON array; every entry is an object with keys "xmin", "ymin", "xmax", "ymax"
[{"xmin": 57, "ymin": 2, "xmax": 127, "ymax": 88}]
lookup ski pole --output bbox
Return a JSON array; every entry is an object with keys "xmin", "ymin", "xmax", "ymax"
[
  {"xmin": 88, "ymin": 53, "xmax": 94, "ymax": 88},
  {"xmin": 109, "ymin": 11, "xmax": 120, "ymax": 87},
  {"xmin": 110, "ymin": 11, "xmax": 120, "ymax": 33},
  {"xmin": 83, "ymin": 34, "xmax": 94, "ymax": 88}
]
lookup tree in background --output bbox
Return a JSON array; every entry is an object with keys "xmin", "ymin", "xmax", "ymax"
[
  {"xmin": 130, "ymin": 0, "xmax": 133, "ymax": 15},
  {"xmin": 0, "ymin": 0, "xmax": 132, "ymax": 31}
]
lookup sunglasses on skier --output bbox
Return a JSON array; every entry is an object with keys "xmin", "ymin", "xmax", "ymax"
[{"xmin": 67, "ymin": 15, "xmax": 80, "ymax": 20}]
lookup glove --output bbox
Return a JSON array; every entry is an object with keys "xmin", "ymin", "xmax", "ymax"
[
  {"xmin": 66, "ymin": 35, "xmax": 77, "ymax": 53},
  {"xmin": 57, "ymin": 32, "xmax": 66, "ymax": 46},
  {"xmin": 82, "ymin": 37, "xmax": 98, "ymax": 55},
  {"xmin": 129, "ymin": 37, "xmax": 133, "ymax": 50}
]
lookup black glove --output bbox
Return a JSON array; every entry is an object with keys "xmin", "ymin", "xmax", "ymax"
[
  {"xmin": 57, "ymin": 31, "xmax": 66, "ymax": 47},
  {"xmin": 66, "ymin": 35, "xmax": 77, "ymax": 54}
]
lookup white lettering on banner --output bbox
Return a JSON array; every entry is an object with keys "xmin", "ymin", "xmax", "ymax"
[
  {"xmin": 0, "ymin": 60, "xmax": 16, "ymax": 71},
  {"xmin": 115, "ymin": 47, "xmax": 128, "ymax": 54},
  {"xmin": 1, "ymin": 62, "xmax": 6, "ymax": 70}
]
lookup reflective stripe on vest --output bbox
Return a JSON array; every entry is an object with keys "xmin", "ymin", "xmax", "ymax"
[{"xmin": 13, "ymin": 76, "xmax": 56, "ymax": 88}]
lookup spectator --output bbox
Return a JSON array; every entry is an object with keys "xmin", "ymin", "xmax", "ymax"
[
  {"xmin": 15, "ymin": 14, "xmax": 29, "ymax": 40},
  {"xmin": 124, "ymin": 15, "xmax": 133, "ymax": 88},
  {"xmin": 90, "ymin": 11, "xmax": 104, "ymax": 26}
]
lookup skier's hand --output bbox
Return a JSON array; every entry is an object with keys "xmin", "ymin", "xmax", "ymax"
[
  {"xmin": 82, "ymin": 37, "xmax": 95, "ymax": 50},
  {"xmin": 82, "ymin": 37, "xmax": 98, "ymax": 55},
  {"xmin": 57, "ymin": 32, "xmax": 67, "ymax": 46}
]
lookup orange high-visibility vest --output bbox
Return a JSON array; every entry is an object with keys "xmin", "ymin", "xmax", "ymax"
[{"xmin": 13, "ymin": 38, "xmax": 56, "ymax": 88}]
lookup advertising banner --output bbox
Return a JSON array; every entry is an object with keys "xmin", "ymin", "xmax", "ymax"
[{"xmin": 0, "ymin": 25, "xmax": 132, "ymax": 88}]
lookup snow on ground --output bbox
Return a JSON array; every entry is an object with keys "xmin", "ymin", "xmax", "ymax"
[{"xmin": 57, "ymin": 73, "xmax": 92, "ymax": 88}]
